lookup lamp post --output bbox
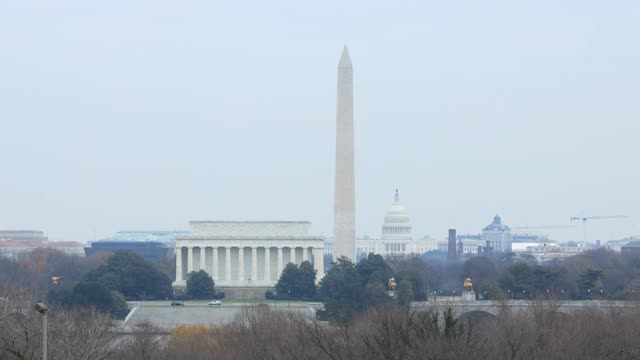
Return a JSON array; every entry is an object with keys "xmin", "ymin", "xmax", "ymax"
[{"xmin": 34, "ymin": 303, "xmax": 48, "ymax": 360}]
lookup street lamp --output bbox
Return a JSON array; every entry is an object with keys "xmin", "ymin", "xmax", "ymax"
[{"xmin": 34, "ymin": 303, "xmax": 48, "ymax": 360}]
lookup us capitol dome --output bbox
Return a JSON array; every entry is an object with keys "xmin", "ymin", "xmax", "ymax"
[
  {"xmin": 381, "ymin": 189, "xmax": 412, "ymax": 240},
  {"xmin": 353, "ymin": 189, "xmax": 437, "ymax": 259}
]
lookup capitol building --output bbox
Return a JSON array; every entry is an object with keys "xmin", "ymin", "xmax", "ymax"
[
  {"xmin": 324, "ymin": 191, "xmax": 515, "ymax": 259},
  {"xmin": 325, "ymin": 190, "xmax": 438, "ymax": 259}
]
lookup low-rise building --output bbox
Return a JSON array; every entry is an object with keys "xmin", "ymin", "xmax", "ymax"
[
  {"xmin": 0, "ymin": 230, "xmax": 48, "ymax": 242},
  {"xmin": 85, "ymin": 230, "xmax": 188, "ymax": 262},
  {"xmin": 85, "ymin": 241, "xmax": 172, "ymax": 262},
  {"xmin": 526, "ymin": 243, "xmax": 591, "ymax": 263},
  {"xmin": 0, "ymin": 240, "xmax": 85, "ymax": 259},
  {"xmin": 437, "ymin": 239, "xmax": 485, "ymax": 254},
  {"xmin": 621, "ymin": 240, "xmax": 640, "ymax": 258}
]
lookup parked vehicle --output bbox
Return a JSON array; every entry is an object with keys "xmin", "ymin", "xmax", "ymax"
[{"xmin": 170, "ymin": 300, "xmax": 184, "ymax": 306}]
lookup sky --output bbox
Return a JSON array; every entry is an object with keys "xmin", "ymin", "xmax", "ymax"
[{"xmin": 1, "ymin": 0, "xmax": 639, "ymax": 243}]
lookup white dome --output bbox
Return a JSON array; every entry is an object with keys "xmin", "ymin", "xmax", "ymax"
[{"xmin": 381, "ymin": 189, "xmax": 412, "ymax": 240}]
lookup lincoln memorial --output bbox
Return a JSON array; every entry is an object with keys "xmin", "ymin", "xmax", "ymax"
[{"xmin": 172, "ymin": 221, "xmax": 325, "ymax": 290}]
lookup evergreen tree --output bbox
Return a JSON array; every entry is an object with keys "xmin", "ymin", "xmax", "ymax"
[
  {"xmin": 297, "ymin": 261, "xmax": 318, "ymax": 299},
  {"xmin": 275, "ymin": 261, "xmax": 317, "ymax": 300},
  {"xmin": 357, "ymin": 253, "xmax": 393, "ymax": 287},
  {"xmin": 69, "ymin": 281, "xmax": 129, "ymax": 319},
  {"xmin": 397, "ymin": 279, "xmax": 414, "ymax": 306},
  {"xmin": 364, "ymin": 282, "xmax": 392, "ymax": 308},
  {"xmin": 318, "ymin": 257, "xmax": 365, "ymax": 322},
  {"xmin": 186, "ymin": 270, "xmax": 215, "ymax": 299},
  {"xmin": 499, "ymin": 262, "xmax": 534, "ymax": 298},
  {"xmin": 579, "ymin": 268, "xmax": 605, "ymax": 299},
  {"xmin": 86, "ymin": 250, "xmax": 172, "ymax": 300}
]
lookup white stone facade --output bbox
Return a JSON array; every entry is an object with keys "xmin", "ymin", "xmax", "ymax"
[
  {"xmin": 0, "ymin": 241, "xmax": 85, "ymax": 260},
  {"xmin": 381, "ymin": 189, "xmax": 412, "ymax": 241},
  {"xmin": 481, "ymin": 215, "xmax": 513, "ymax": 253},
  {"xmin": 173, "ymin": 221, "xmax": 324, "ymax": 288},
  {"xmin": 357, "ymin": 238, "xmax": 437, "ymax": 258},
  {"xmin": 436, "ymin": 239, "xmax": 486, "ymax": 254},
  {"xmin": 333, "ymin": 46, "xmax": 356, "ymax": 261}
]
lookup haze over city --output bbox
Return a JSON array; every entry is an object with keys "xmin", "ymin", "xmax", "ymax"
[{"xmin": 1, "ymin": 0, "xmax": 639, "ymax": 243}]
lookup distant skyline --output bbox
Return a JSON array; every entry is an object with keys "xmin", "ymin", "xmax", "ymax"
[{"xmin": 1, "ymin": 1, "xmax": 639, "ymax": 243}]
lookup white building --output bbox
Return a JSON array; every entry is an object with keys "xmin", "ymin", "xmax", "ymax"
[
  {"xmin": 173, "ymin": 221, "xmax": 324, "ymax": 289},
  {"xmin": 526, "ymin": 243, "xmax": 591, "ymax": 263},
  {"xmin": 330, "ymin": 190, "xmax": 438, "ymax": 259},
  {"xmin": 481, "ymin": 215, "xmax": 513, "ymax": 253},
  {"xmin": 0, "ymin": 240, "xmax": 85, "ymax": 259},
  {"xmin": 436, "ymin": 239, "xmax": 486, "ymax": 254},
  {"xmin": 0, "ymin": 229, "xmax": 85, "ymax": 259}
]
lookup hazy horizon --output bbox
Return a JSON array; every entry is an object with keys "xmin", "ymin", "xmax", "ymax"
[{"xmin": 1, "ymin": 1, "xmax": 639, "ymax": 243}]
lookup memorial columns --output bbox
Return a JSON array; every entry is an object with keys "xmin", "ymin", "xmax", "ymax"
[
  {"xmin": 302, "ymin": 247, "xmax": 308, "ymax": 262},
  {"xmin": 277, "ymin": 247, "xmax": 283, "ymax": 279},
  {"xmin": 251, "ymin": 247, "xmax": 258, "ymax": 281},
  {"xmin": 212, "ymin": 247, "xmax": 219, "ymax": 280},
  {"xmin": 225, "ymin": 247, "xmax": 231, "ymax": 281},
  {"xmin": 200, "ymin": 247, "xmax": 206, "ymax": 271},
  {"xmin": 187, "ymin": 246, "xmax": 193, "ymax": 273},
  {"xmin": 264, "ymin": 247, "xmax": 271, "ymax": 281},
  {"xmin": 238, "ymin": 247, "xmax": 245, "ymax": 281},
  {"xmin": 175, "ymin": 247, "xmax": 183, "ymax": 281}
]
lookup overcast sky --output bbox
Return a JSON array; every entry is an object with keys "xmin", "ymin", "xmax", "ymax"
[{"xmin": 1, "ymin": 0, "xmax": 639, "ymax": 243}]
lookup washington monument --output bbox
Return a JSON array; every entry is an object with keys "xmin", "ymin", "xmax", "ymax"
[{"xmin": 333, "ymin": 46, "xmax": 356, "ymax": 261}]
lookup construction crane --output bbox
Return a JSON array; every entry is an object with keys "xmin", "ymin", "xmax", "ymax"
[
  {"xmin": 570, "ymin": 215, "xmax": 627, "ymax": 243},
  {"xmin": 511, "ymin": 225, "xmax": 576, "ymax": 231}
]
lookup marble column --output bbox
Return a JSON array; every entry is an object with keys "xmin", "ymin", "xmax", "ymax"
[
  {"xmin": 187, "ymin": 247, "xmax": 193, "ymax": 273},
  {"xmin": 200, "ymin": 247, "xmax": 206, "ymax": 271},
  {"xmin": 302, "ymin": 247, "xmax": 308, "ymax": 262},
  {"xmin": 238, "ymin": 247, "xmax": 245, "ymax": 281},
  {"xmin": 264, "ymin": 247, "xmax": 271, "ymax": 281},
  {"xmin": 175, "ymin": 247, "xmax": 183, "ymax": 281},
  {"xmin": 251, "ymin": 247, "xmax": 258, "ymax": 282},
  {"xmin": 277, "ymin": 247, "xmax": 283, "ymax": 279},
  {"xmin": 225, "ymin": 247, "xmax": 231, "ymax": 281},
  {"xmin": 212, "ymin": 247, "xmax": 219, "ymax": 280}
]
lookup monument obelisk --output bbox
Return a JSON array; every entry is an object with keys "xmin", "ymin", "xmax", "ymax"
[{"xmin": 333, "ymin": 46, "xmax": 356, "ymax": 261}]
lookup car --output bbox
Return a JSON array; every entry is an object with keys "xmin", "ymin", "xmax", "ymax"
[
  {"xmin": 207, "ymin": 300, "xmax": 222, "ymax": 306},
  {"xmin": 170, "ymin": 300, "xmax": 184, "ymax": 306}
]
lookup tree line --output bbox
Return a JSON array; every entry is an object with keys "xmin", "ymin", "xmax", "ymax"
[
  {"xmin": 3, "ymin": 277, "xmax": 640, "ymax": 359},
  {"xmin": 0, "ymin": 249, "xmax": 176, "ymax": 319},
  {"xmin": 112, "ymin": 304, "xmax": 640, "ymax": 360},
  {"xmin": 271, "ymin": 248, "xmax": 640, "ymax": 322}
]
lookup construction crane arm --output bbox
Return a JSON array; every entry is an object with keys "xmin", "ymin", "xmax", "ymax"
[
  {"xmin": 511, "ymin": 225, "xmax": 576, "ymax": 230},
  {"xmin": 571, "ymin": 215, "xmax": 627, "ymax": 222}
]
